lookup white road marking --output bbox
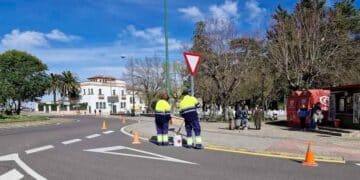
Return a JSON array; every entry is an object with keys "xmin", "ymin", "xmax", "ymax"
[
  {"xmin": 84, "ymin": 145, "xmax": 197, "ymax": 165},
  {"xmin": 25, "ymin": 145, "xmax": 54, "ymax": 154},
  {"xmin": 120, "ymin": 126, "xmax": 148, "ymax": 141},
  {"xmin": 102, "ymin": 130, "xmax": 114, "ymax": 134},
  {"xmin": 0, "ymin": 169, "xmax": 24, "ymax": 180},
  {"xmin": 62, "ymin": 139, "xmax": 82, "ymax": 145},
  {"xmin": 86, "ymin": 134, "xmax": 101, "ymax": 139},
  {"xmin": 0, "ymin": 153, "xmax": 47, "ymax": 180},
  {"xmin": 356, "ymin": 163, "xmax": 360, "ymax": 166}
]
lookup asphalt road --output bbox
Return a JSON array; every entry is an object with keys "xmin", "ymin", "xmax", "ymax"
[{"xmin": 0, "ymin": 115, "xmax": 359, "ymax": 180}]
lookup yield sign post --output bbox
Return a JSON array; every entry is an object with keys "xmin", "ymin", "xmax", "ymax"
[{"xmin": 183, "ymin": 52, "xmax": 201, "ymax": 96}]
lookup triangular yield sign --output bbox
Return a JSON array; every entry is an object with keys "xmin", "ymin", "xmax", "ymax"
[
  {"xmin": 183, "ymin": 52, "xmax": 201, "ymax": 76},
  {"xmin": 84, "ymin": 146, "xmax": 197, "ymax": 165}
]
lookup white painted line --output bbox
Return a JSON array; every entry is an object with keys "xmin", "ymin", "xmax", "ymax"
[
  {"xmin": 0, "ymin": 169, "xmax": 24, "ymax": 180},
  {"xmin": 120, "ymin": 126, "xmax": 148, "ymax": 141},
  {"xmin": 25, "ymin": 145, "xmax": 54, "ymax": 154},
  {"xmin": 84, "ymin": 145, "xmax": 197, "ymax": 165},
  {"xmin": 356, "ymin": 163, "xmax": 360, "ymax": 166},
  {"xmin": 86, "ymin": 134, "xmax": 101, "ymax": 139},
  {"xmin": 0, "ymin": 153, "xmax": 47, "ymax": 180},
  {"xmin": 102, "ymin": 130, "xmax": 114, "ymax": 134},
  {"xmin": 62, "ymin": 139, "xmax": 82, "ymax": 145}
]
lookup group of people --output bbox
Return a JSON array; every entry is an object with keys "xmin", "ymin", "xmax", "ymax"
[
  {"xmin": 232, "ymin": 105, "xmax": 263, "ymax": 130},
  {"xmin": 154, "ymin": 90, "xmax": 203, "ymax": 149},
  {"xmin": 298, "ymin": 102, "xmax": 323, "ymax": 131}
]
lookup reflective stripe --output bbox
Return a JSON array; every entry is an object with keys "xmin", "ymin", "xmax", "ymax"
[
  {"xmin": 187, "ymin": 137, "xmax": 193, "ymax": 145},
  {"xmin": 157, "ymin": 135, "xmax": 163, "ymax": 142},
  {"xmin": 195, "ymin": 136, "xmax": 202, "ymax": 144},
  {"xmin": 163, "ymin": 135, "xmax": 169, "ymax": 142},
  {"xmin": 155, "ymin": 111, "xmax": 171, "ymax": 115},
  {"xmin": 180, "ymin": 107, "xmax": 196, "ymax": 114}
]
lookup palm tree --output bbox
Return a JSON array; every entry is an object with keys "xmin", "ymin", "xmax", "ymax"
[
  {"xmin": 48, "ymin": 73, "xmax": 63, "ymax": 104},
  {"xmin": 60, "ymin": 71, "xmax": 80, "ymax": 102}
]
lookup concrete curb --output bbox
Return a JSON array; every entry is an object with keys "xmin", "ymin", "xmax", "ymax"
[{"xmin": 122, "ymin": 121, "xmax": 346, "ymax": 164}]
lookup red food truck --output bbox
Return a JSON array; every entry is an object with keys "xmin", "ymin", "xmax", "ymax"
[{"xmin": 287, "ymin": 90, "xmax": 330, "ymax": 127}]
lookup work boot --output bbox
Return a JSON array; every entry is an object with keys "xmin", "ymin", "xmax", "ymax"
[
  {"xmin": 194, "ymin": 144, "xmax": 203, "ymax": 149},
  {"xmin": 184, "ymin": 144, "xmax": 192, "ymax": 149}
]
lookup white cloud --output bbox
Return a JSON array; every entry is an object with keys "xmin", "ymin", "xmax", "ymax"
[
  {"xmin": 123, "ymin": 25, "xmax": 182, "ymax": 50},
  {"xmin": 1, "ymin": 29, "xmax": 80, "ymax": 49},
  {"xmin": 46, "ymin": 29, "xmax": 80, "ymax": 42},
  {"xmin": 245, "ymin": 0, "xmax": 266, "ymax": 20},
  {"xmin": 209, "ymin": 0, "xmax": 239, "ymax": 21},
  {"xmin": 178, "ymin": 1, "xmax": 239, "ymax": 23},
  {"xmin": 1, "ymin": 29, "xmax": 48, "ymax": 49},
  {"xmin": 178, "ymin": 6, "xmax": 204, "ymax": 22}
]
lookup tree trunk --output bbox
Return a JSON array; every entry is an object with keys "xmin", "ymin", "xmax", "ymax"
[
  {"xmin": 53, "ymin": 90, "xmax": 57, "ymax": 104},
  {"xmin": 16, "ymin": 100, "xmax": 21, "ymax": 115}
]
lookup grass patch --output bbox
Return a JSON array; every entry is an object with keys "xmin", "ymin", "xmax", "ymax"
[{"xmin": 0, "ymin": 115, "xmax": 50, "ymax": 123}]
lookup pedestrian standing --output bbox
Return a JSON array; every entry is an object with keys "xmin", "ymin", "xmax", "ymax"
[
  {"xmin": 253, "ymin": 105, "xmax": 263, "ymax": 130},
  {"xmin": 227, "ymin": 106, "xmax": 235, "ymax": 130},
  {"xmin": 298, "ymin": 104, "xmax": 309, "ymax": 131},
  {"xmin": 94, "ymin": 109, "xmax": 97, "ymax": 115},
  {"xmin": 179, "ymin": 90, "xmax": 202, "ymax": 149},
  {"xmin": 235, "ymin": 106, "xmax": 242, "ymax": 130},
  {"xmin": 154, "ymin": 93, "xmax": 172, "ymax": 146},
  {"xmin": 99, "ymin": 109, "xmax": 102, "ymax": 116},
  {"xmin": 241, "ymin": 105, "xmax": 249, "ymax": 130},
  {"xmin": 311, "ymin": 102, "xmax": 323, "ymax": 130}
]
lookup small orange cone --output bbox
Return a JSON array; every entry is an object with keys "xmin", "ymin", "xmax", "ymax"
[
  {"xmin": 303, "ymin": 142, "xmax": 318, "ymax": 167},
  {"xmin": 132, "ymin": 130, "xmax": 141, "ymax": 144},
  {"xmin": 101, "ymin": 120, "xmax": 107, "ymax": 130}
]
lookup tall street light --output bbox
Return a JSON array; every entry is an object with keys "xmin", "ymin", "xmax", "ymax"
[
  {"xmin": 164, "ymin": 0, "xmax": 170, "ymax": 97},
  {"xmin": 121, "ymin": 56, "xmax": 135, "ymax": 116}
]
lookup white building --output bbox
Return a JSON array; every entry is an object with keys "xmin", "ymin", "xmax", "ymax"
[{"xmin": 80, "ymin": 75, "xmax": 146, "ymax": 115}]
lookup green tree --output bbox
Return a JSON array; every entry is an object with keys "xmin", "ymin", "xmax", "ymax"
[
  {"xmin": 48, "ymin": 73, "xmax": 63, "ymax": 104},
  {"xmin": 267, "ymin": 0, "xmax": 360, "ymax": 90},
  {"xmin": 0, "ymin": 50, "xmax": 49, "ymax": 114},
  {"xmin": 60, "ymin": 71, "xmax": 80, "ymax": 102}
]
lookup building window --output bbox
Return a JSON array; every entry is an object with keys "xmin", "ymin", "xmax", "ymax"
[
  {"xmin": 121, "ymin": 90, "xmax": 124, "ymax": 96},
  {"xmin": 99, "ymin": 89, "xmax": 102, "ymax": 95},
  {"xmin": 83, "ymin": 89, "xmax": 86, "ymax": 95},
  {"xmin": 91, "ymin": 89, "xmax": 94, "ymax": 95},
  {"xmin": 113, "ymin": 90, "xmax": 116, "ymax": 95},
  {"xmin": 96, "ymin": 102, "xmax": 99, "ymax": 109},
  {"xmin": 103, "ymin": 102, "xmax": 106, "ymax": 109},
  {"xmin": 88, "ymin": 89, "xmax": 90, "ymax": 94}
]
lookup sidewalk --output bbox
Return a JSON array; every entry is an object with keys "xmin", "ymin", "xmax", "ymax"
[{"xmin": 125, "ymin": 116, "xmax": 360, "ymax": 162}]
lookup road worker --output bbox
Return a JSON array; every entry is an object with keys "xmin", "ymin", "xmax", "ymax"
[
  {"xmin": 179, "ymin": 90, "xmax": 202, "ymax": 149},
  {"xmin": 155, "ymin": 93, "xmax": 172, "ymax": 146}
]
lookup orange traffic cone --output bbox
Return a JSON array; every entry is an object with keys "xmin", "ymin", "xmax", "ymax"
[
  {"xmin": 101, "ymin": 120, "xmax": 107, "ymax": 130},
  {"xmin": 132, "ymin": 130, "xmax": 141, "ymax": 144},
  {"xmin": 303, "ymin": 142, "xmax": 318, "ymax": 167}
]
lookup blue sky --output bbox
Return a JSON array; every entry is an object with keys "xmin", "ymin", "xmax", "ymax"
[{"xmin": 0, "ymin": 0, "xmax": 359, "ymax": 81}]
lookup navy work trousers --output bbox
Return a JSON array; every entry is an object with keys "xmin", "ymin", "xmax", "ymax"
[
  {"xmin": 155, "ymin": 114, "xmax": 171, "ymax": 135},
  {"xmin": 182, "ymin": 110, "xmax": 201, "ymax": 137}
]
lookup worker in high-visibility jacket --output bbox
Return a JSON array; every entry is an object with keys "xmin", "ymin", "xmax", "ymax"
[
  {"xmin": 179, "ymin": 90, "xmax": 202, "ymax": 149},
  {"xmin": 155, "ymin": 93, "xmax": 172, "ymax": 146}
]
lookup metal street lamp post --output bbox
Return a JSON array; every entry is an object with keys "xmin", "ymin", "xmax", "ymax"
[
  {"xmin": 121, "ymin": 56, "xmax": 135, "ymax": 116},
  {"xmin": 164, "ymin": 0, "xmax": 170, "ymax": 97}
]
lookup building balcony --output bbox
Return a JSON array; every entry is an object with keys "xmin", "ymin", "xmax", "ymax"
[{"xmin": 98, "ymin": 94, "xmax": 105, "ymax": 100}]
